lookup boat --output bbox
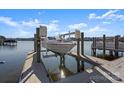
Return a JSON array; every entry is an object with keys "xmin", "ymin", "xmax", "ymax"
[{"xmin": 41, "ymin": 37, "xmax": 76, "ymax": 54}]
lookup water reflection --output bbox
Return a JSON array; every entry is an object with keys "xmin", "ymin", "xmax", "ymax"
[
  {"xmin": 0, "ymin": 41, "xmax": 33, "ymax": 82},
  {"xmin": 0, "ymin": 45, "xmax": 17, "ymax": 50},
  {"xmin": 0, "ymin": 41, "xmax": 93, "ymax": 82},
  {"xmin": 59, "ymin": 65, "xmax": 73, "ymax": 79},
  {"xmin": 48, "ymin": 55, "xmax": 74, "ymax": 81}
]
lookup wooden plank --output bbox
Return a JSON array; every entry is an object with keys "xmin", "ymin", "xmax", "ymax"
[
  {"xmin": 68, "ymin": 52, "xmax": 124, "ymax": 82},
  {"xmin": 68, "ymin": 52, "xmax": 101, "ymax": 66},
  {"xmin": 94, "ymin": 41, "xmax": 124, "ymax": 52},
  {"xmin": 19, "ymin": 53, "xmax": 52, "ymax": 83}
]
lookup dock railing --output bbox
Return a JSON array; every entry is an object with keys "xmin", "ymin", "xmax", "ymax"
[{"xmin": 92, "ymin": 35, "xmax": 124, "ymax": 57}]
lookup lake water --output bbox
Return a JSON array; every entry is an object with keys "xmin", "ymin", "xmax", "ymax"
[{"xmin": 0, "ymin": 41, "xmax": 93, "ymax": 82}]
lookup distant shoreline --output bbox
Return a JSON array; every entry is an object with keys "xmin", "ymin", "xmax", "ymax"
[{"xmin": 8, "ymin": 37, "xmax": 94, "ymax": 41}]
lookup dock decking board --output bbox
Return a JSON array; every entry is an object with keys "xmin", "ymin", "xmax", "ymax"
[
  {"xmin": 19, "ymin": 52, "xmax": 52, "ymax": 83},
  {"xmin": 19, "ymin": 51, "xmax": 124, "ymax": 83},
  {"xmin": 67, "ymin": 52, "xmax": 124, "ymax": 83}
]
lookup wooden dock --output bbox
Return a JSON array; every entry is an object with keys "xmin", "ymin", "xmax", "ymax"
[
  {"xmin": 93, "ymin": 41, "xmax": 124, "ymax": 52},
  {"xmin": 19, "ymin": 26, "xmax": 124, "ymax": 83},
  {"xmin": 3, "ymin": 39, "xmax": 17, "ymax": 46},
  {"xmin": 19, "ymin": 51, "xmax": 124, "ymax": 83},
  {"xmin": 92, "ymin": 35, "xmax": 124, "ymax": 56},
  {"xmin": 66, "ymin": 52, "xmax": 124, "ymax": 83},
  {"xmin": 0, "ymin": 36, "xmax": 17, "ymax": 46},
  {"xmin": 19, "ymin": 52, "xmax": 52, "ymax": 83}
]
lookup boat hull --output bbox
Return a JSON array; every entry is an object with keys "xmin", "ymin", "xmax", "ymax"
[{"xmin": 42, "ymin": 42, "xmax": 75, "ymax": 54}]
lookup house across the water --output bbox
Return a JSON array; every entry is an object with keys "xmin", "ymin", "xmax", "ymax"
[
  {"xmin": 0, "ymin": 35, "xmax": 17, "ymax": 46},
  {"xmin": 0, "ymin": 35, "xmax": 6, "ymax": 45}
]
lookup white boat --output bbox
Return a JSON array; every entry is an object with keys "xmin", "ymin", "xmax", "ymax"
[{"xmin": 41, "ymin": 37, "xmax": 76, "ymax": 54}]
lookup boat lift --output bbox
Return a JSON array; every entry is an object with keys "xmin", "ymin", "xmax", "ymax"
[{"xmin": 34, "ymin": 25, "xmax": 85, "ymax": 72}]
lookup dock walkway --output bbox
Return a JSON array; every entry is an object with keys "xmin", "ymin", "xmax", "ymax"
[
  {"xmin": 19, "ymin": 52, "xmax": 52, "ymax": 83},
  {"xmin": 19, "ymin": 51, "xmax": 124, "ymax": 83},
  {"xmin": 63, "ymin": 52, "xmax": 124, "ymax": 83}
]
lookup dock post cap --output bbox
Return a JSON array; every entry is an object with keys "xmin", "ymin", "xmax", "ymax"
[
  {"xmin": 75, "ymin": 29, "xmax": 81, "ymax": 39},
  {"xmin": 39, "ymin": 25, "xmax": 47, "ymax": 37}
]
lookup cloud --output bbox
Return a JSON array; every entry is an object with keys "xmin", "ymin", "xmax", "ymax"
[
  {"xmin": 13, "ymin": 29, "xmax": 32, "ymax": 38},
  {"xmin": 20, "ymin": 19, "xmax": 60, "ymax": 37},
  {"xmin": 100, "ymin": 10, "xmax": 118, "ymax": 19},
  {"xmin": 0, "ymin": 16, "xmax": 19, "ymax": 27},
  {"xmin": 0, "ymin": 15, "xmax": 61, "ymax": 37},
  {"xmin": 68, "ymin": 23, "xmax": 87, "ymax": 30},
  {"xmin": 38, "ymin": 11, "xmax": 45, "ymax": 15},
  {"xmin": 0, "ymin": 16, "xmax": 41, "ymax": 37},
  {"xmin": 88, "ymin": 13, "xmax": 96, "ymax": 19},
  {"xmin": 22, "ymin": 19, "xmax": 40, "ymax": 27},
  {"xmin": 46, "ymin": 20, "xmax": 59, "ymax": 33},
  {"xmin": 88, "ymin": 10, "xmax": 124, "ymax": 21},
  {"xmin": 103, "ymin": 21, "xmax": 111, "ymax": 24},
  {"xmin": 88, "ymin": 10, "xmax": 118, "ymax": 19},
  {"xmin": 21, "ymin": 19, "xmax": 60, "ymax": 33},
  {"xmin": 88, "ymin": 26, "xmax": 106, "ymax": 32},
  {"xmin": 0, "ymin": 16, "xmax": 41, "ymax": 28},
  {"xmin": 50, "ymin": 20, "xmax": 59, "ymax": 23},
  {"xmin": 82, "ymin": 26, "xmax": 108, "ymax": 37},
  {"xmin": 38, "ymin": 12, "xmax": 41, "ymax": 15}
]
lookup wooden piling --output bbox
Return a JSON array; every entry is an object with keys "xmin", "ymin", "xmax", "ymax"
[
  {"xmin": 60, "ymin": 55, "xmax": 65, "ymax": 67},
  {"xmin": 92, "ymin": 37, "xmax": 96, "ymax": 56},
  {"xmin": 60, "ymin": 56, "xmax": 63, "ymax": 66},
  {"xmin": 75, "ymin": 57, "xmax": 80, "ymax": 72},
  {"xmin": 81, "ymin": 32, "xmax": 84, "ymax": 55},
  {"xmin": 121, "ymin": 52, "xmax": 123, "ymax": 56},
  {"xmin": 76, "ymin": 38, "xmax": 80, "ymax": 72},
  {"xmin": 115, "ymin": 35, "xmax": 119, "ymax": 57},
  {"xmin": 103, "ymin": 34, "xmax": 106, "ymax": 57},
  {"xmin": 34, "ymin": 34, "xmax": 37, "ymax": 52},
  {"xmin": 75, "ymin": 30, "xmax": 81, "ymax": 72},
  {"xmin": 81, "ymin": 32, "xmax": 84, "ymax": 71},
  {"xmin": 77, "ymin": 38, "xmax": 80, "ymax": 55},
  {"xmin": 109, "ymin": 50, "xmax": 113, "ymax": 56},
  {"xmin": 36, "ymin": 28, "xmax": 41, "ymax": 63}
]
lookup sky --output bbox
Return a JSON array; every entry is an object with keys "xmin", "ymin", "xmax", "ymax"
[{"xmin": 0, "ymin": 9, "xmax": 124, "ymax": 38}]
